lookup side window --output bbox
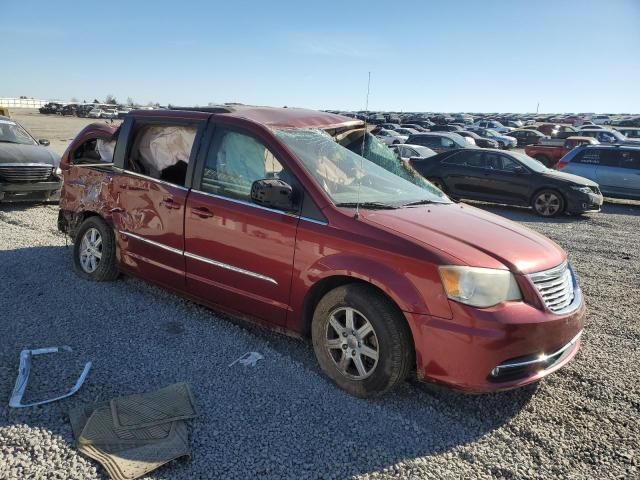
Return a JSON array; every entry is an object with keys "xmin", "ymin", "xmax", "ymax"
[
  {"xmin": 441, "ymin": 137, "xmax": 455, "ymax": 148},
  {"xmin": 200, "ymin": 129, "xmax": 289, "ymax": 201},
  {"xmin": 441, "ymin": 152, "xmax": 466, "ymax": 165},
  {"xmin": 72, "ymin": 138, "xmax": 115, "ymax": 164},
  {"xmin": 574, "ymin": 149, "xmax": 601, "ymax": 165},
  {"xmin": 462, "ymin": 151, "xmax": 486, "ymax": 167},
  {"xmin": 500, "ymin": 156, "xmax": 521, "ymax": 172},
  {"xmin": 125, "ymin": 124, "xmax": 197, "ymax": 186},
  {"xmin": 484, "ymin": 153, "xmax": 502, "ymax": 170},
  {"xmin": 614, "ymin": 150, "xmax": 640, "ymax": 169}
]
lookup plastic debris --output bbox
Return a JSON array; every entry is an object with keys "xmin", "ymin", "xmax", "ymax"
[
  {"xmin": 9, "ymin": 346, "xmax": 92, "ymax": 408},
  {"xmin": 228, "ymin": 351, "xmax": 263, "ymax": 367}
]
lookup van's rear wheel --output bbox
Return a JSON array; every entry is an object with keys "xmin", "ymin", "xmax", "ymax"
[
  {"xmin": 73, "ymin": 216, "xmax": 119, "ymax": 281},
  {"xmin": 311, "ymin": 284, "xmax": 413, "ymax": 398}
]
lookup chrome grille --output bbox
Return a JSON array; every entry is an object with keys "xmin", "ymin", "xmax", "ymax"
[
  {"xmin": 0, "ymin": 164, "xmax": 53, "ymax": 182},
  {"xmin": 528, "ymin": 263, "xmax": 575, "ymax": 313}
]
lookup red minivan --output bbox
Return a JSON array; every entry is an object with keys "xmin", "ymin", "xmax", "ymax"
[{"xmin": 58, "ymin": 106, "xmax": 585, "ymax": 397}]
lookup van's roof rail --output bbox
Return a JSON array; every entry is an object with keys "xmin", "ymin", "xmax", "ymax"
[{"xmin": 168, "ymin": 106, "xmax": 233, "ymax": 114}]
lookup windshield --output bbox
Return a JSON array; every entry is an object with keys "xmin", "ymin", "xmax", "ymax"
[
  {"xmin": 275, "ymin": 129, "xmax": 449, "ymax": 207},
  {"xmin": 412, "ymin": 145, "xmax": 436, "ymax": 157},
  {"xmin": 484, "ymin": 129, "xmax": 500, "ymax": 138},
  {"xmin": 0, "ymin": 120, "xmax": 37, "ymax": 145},
  {"xmin": 511, "ymin": 151, "xmax": 548, "ymax": 173}
]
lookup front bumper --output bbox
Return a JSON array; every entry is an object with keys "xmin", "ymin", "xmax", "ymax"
[
  {"xmin": 0, "ymin": 180, "xmax": 62, "ymax": 203},
  {"xmin": 566, "ymin": 191, "xmax": 604, "ymax": 213},
  {"xmin": 405, "ymin": 289, "xmax": 585, "ymax": 393}
]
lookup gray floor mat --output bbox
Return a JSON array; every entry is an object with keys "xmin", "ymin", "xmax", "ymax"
[
  {"xmin": 68, "ymin": 384, "xmax": 196, "ymax": 480},
  {"xmin": 110, "ymin": 382, "xmax": 197, "ymax": 430}
]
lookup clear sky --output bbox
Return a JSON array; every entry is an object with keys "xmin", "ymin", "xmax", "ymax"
[{"xmin": 3, "ymin": 0, "xmax": 639, "ymax": 113}]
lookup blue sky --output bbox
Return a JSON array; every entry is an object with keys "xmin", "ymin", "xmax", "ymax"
[{"xmin": 4, "ymin": 0, "xmax": 640, "ymax": 113}]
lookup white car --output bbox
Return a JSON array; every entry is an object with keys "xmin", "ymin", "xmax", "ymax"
[
  {"xmin": 375, "ymin": 129, "xmax": 408, "ymax": 145},
  {"xmin": 389, "ymin": 144, "xmax": 437, "ymax": 161},
  {"xmin": 577, "ymin": 124, "xmax": 606, "ymax": 130},
  {"xmin": 591, "ymin": 115, "xmax": 612, "ymax": 125},
  {"xmin": 472, "ymin": 120, "xmax": 513, "ymax": 134},
  {"xmin": 87, "ymin": 108, "xmax": 117, "ymax": 119}
]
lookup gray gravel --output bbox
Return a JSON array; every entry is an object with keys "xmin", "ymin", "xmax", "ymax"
[{"xmin": 0, "ymin": 201, "xmax": 639, "ymax": 480}]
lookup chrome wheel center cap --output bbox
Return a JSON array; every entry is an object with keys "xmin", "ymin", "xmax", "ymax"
[{"xmin": 346, "ymin": 335, "xmax": 358, "ymax": 350}]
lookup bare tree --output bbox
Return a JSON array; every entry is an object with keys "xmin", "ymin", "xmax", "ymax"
[
  {"xmin": 105, "ymin": 94, "xmax": 118, "ymax": 105},
  {"xmin": 70, "ymin": 97, "xmax": 79, "ymax": 103},
  {"xmin": 126, "ymin": 97, "xmax": 135, "ymax": 107}
]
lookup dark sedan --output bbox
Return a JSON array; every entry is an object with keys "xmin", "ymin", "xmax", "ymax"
[
  {"xmin": 0, "ymin": 116, "xmax": 61, "ymax": 202},
  {"xmin": 457, "ymin": 130, "xmax": 499, "ymax": 148},
  {"xmin": 509, "ymin": 129, "xmax": 548, "ymax": 146},
  {"xmin": 410, "ymin": 149, "xmax": 603, "ymax": 217}
]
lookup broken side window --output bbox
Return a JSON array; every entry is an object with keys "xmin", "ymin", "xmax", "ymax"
[{"xmin": 125, "ymin": 124, "xmax": 197, "ymax": 187}]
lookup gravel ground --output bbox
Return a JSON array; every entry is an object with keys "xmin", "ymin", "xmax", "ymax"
[
  {"xmin": 1, "ymin": 200, "xmax": 638, "ymax": 480},
  {"xmin": 0, "ymin": 110, "xmax": 639, "ymax": 478}
]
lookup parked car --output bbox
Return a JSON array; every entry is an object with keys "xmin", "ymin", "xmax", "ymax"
[
  {"xmin": 76, "ymin": 104, "xmax": 96, "ymax": 118},
  {"xmin": 617, "ymin": 116, "xmax": 640, "ymax": 127},
  {"xmin": 375, "ymin": 129, "xmax": 408, "ymax": 145},
  {"xmin": 466, "ymin": 127, "xmax": 517, "ymax": 149},
  {"xmin": 406, "ymin": 132, "xmax": 474, "ymax": 153},
  {"xmin": 58, "ymin": 106, "xmax": 586, "ymax": 396},
  {"xmin": 457, "ymin": 130, "xmax": 499, "ymax": 148},
  {"xmin": 577, "ymin": 129, "xmax": 640, "ymax": 145},
  {"xmin": 428, "ymin": 125, "xmax": 463, "ymax": 133},
  {"xmin": 379, "ymin": 123, "xmax": 400, "ymax": 131},
  {"xmin": 393, "ymin": 127, "xmax": 420, "ymax": 137},
  {"xmin": 505, "ymin": 120, "xmax": 524, "ymax": 128},
  {"xmin": 577, "ymin": 124, "xmax": 606, "ymax": 131},
  {"xmin": 410, "ymin": 149, "xmax": 603, "ymax": 216},
  {"xmin": 60, "ymin": 104, "xmax": 77, "ymax": 116},
  {"xmin": 508, "ymin": 129, "xmax": 548, "ymax": 147},
  {"xmin": 525, "ymin": 137, "xmax": 599, "ymax": 167},
  {"xmin": 39, "ymin": 102, "xmax": 64, "ymax": 115},
  {"xmin": 0, "ymin": 115, "xmax": 61, "ymax": 202},
  {"xmin": 557, "ymin": 145, "xmax": 640, "ymax": 199},
  {"xmin": 472, "ymin": 120, "xmax": 512, "ymax": 134},
  {"xmin": 400, "ymin": 123, "xmax": 428, "ymax": 132},
  {"xmin": 389, "ymin": 143, "xmax": 437, "ymax": 161},
  {"xmin": 614, "ymin": 127, "xmax": 640, "ymax": 139},
  {"xmin": 591, "ymin": 115, "xmax": 612, "ymax": 125}
]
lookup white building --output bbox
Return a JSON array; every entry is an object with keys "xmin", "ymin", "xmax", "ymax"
[{"xmin": 0, "ymin": 97, "xmax": 48, "ymax": 109}]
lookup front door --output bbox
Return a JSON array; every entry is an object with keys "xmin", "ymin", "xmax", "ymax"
[
  {"xmin": 184, "ymin": 125, "xmax": 298, "ymax": 326},
  {"xmin": 112, "ymin": 119, "xmax": 203, "ymax": 290}
]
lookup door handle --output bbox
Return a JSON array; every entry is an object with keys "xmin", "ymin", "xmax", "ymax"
[
  {"xmin": 160, "ymin": 197, "xmax": 181, "ymax": 209},
  {"xmin": 191, "ymin": 206, "xmax": 214, "ymax": 218}
]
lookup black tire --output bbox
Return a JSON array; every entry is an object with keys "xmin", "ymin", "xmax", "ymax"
[
  {"xmin": 311, "ymin": 284, "xmax": 414, "ymax": 398},
  {"xmin": 73, "ymin": 216, "xmax": 119, "ymax": 281},
  {"xmin": 534, "ymin": 154, "xmax": 552, "ymax": 167},
  {"xmin": 531, "ymin": 189, "xmax": 565, "ymax": 217},
  {"xmin": 392, "ymin": 140, "xmax": 400, "ymax": 145}
]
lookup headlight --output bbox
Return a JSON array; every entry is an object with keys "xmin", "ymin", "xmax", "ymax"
[
  {"xmin": 570, "ymin": 185, "xmax": 591, "ymax": 194},
  {"xmin": 439, "ymin": 266, "xmax": 522, "ymax": 308}
]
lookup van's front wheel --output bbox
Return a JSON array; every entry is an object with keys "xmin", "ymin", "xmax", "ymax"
[
  {"xmin": 73, "ymin": 216, "xmax": 119, "ymax": 281},
  {"xmin": 311, "ymin": 284, "xmax": 413, "ymax": 398}
]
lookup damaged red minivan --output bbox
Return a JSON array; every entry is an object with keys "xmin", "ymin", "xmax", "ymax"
[{"xmin": 58, "ymin": 106, "xmax": 584, "ymax": 397}]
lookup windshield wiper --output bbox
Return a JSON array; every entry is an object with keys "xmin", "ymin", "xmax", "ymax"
[{"xmin": 335, "ymin": 201, "xmax": 398, "ymax": 210}]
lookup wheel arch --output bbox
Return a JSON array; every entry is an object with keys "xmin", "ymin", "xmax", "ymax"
[{"xmin": 299, "ymin": 275, "xmax": 419, "ymax": 363}]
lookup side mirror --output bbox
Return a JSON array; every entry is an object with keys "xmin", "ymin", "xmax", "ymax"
[
  {"xmin": 39, "ymin": 139, "xmax": 50, "ymax": 146},
  {"xmin": 250, "ymin": 179, "xmax": 294, "ymax": 211}
]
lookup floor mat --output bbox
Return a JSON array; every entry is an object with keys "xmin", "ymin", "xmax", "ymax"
[{"xmin": 68, "ymin": 383, "xmax": 196, "ymax": 480}]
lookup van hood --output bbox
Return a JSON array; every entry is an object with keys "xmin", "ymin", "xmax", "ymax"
[
  {"xmin": 0, "ymin": 143, "xmax": 60, "ymax": 166},
  {"xmin": 541, "ymin": 169, "xmax": 598, "ymax": 187},
  {"xmin": 361, "ymin": 203, "xmax": 566, "ymax": 274}
]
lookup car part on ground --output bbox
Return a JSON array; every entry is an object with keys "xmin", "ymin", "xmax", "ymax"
[
  {"xmin": 9, "ymin": 346, "xmax": 91, "ymax": 408},
  {"xmin": 69, "ymin": 383, "xmax": 197, "ymax": 480}
]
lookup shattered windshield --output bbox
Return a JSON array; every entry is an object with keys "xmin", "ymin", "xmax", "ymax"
[
  {"xmin": 274, "ymin": 129, "xmax": 449, "ymax": 208},
  {"xmin": 0, "ymin": 120, "xmax": 37, "ymax": 146}
]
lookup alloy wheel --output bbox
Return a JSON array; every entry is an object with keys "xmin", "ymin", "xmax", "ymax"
[
  {"xmin": 325, "ymin": 307, "xmax": 379, "ymax": 380},
  {"xmin": 79, "ymin": 227, "xmax": 103, "ymax": 273},
  {"xmin": 534, "ymin": 192, "xmax": 561, "ymax": 216}
]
